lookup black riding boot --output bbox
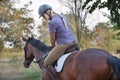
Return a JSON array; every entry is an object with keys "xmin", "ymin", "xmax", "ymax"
[{"xmin": 46, "ymin": 65, "xmax": 60, "ymax": 80}]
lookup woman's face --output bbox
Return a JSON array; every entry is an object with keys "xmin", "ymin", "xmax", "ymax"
[{"xmin": 42, "ymin": 13, "xmax": 50, "ymax": 21}]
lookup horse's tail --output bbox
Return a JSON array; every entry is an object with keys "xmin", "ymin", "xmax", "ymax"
[{"xmin": 107, "ymin": 56, "xmax": 120, "ymax": 80}]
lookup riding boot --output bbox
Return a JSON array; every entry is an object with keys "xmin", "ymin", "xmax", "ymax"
[{"xmin": 46, "ymin": 65, "xmax": 60, "ymax": 80}]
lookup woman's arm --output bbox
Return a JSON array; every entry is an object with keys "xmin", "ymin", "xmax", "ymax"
[{"xmin": 50, "ymin": 32, "xmax": 56, "ymax": 47}]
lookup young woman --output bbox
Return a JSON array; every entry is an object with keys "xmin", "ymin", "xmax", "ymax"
[{"xmin": 38, "ymin": 4, "xmax": 77, "ymax": 79}]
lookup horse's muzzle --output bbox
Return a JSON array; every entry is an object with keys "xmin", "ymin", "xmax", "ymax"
[{"xmin": 23, "ymin": 61, "xmax": 30, "ymax": 68}]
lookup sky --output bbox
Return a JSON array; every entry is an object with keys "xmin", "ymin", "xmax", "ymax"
[{"xmin": 15, "ymin": 0, "xmax": 109, "ymax": 30}]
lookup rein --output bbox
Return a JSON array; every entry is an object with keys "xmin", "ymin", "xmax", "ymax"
[
  {"xmin": 34, "ymin": 53, "xmax": 48, "ymax": 63},
  {"xmin": 33, "ymin": 53, "xmax": 59, "ymax": 80}
]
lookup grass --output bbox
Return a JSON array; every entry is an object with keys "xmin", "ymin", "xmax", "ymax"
[
  {"xmin": 0, "ymin": 61, "xmax": 41, "ymax": 80},
  {"xmin": 24, "ymin": 69, "xmax": 41, "ymax": 80},
  {"xmin": 24, "ymin": 63, "xmax": 42, "ymax": 79},
  {"xmin": 0, "ymin": 51, "xmax": 42, "ymax": 80}
]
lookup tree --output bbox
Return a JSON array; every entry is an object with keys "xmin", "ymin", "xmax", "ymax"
[
  {"xmin": 83, "ymin": 0, "xmax": 120, "ymax": 28},
  {"xmin": 91, "ymin": 22, "xmax": 120, "ymax": 52},
  {"xmin": 0, "ymin": 0, "xmax": 34, "ymax": 49}
]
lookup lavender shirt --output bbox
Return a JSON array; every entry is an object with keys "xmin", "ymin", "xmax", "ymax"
[{"xmin": 48, "ymin": 14, "xmax": 75, "ymax": 44}]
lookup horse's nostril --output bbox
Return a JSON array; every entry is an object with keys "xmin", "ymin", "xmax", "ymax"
[{"xmin": 23, "ymin": 62, "xmax": 29, "ymax": 68}]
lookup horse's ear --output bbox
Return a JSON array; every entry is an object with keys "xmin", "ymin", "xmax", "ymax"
[{"xmin": 22, "ymin": 36, "xmax": 28, "ymax": 42}]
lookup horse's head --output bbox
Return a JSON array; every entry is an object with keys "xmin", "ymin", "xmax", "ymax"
[
  {"xmin": 22, "ymin": 37, "xmax": 34, "ymax": 68},
  {"xmin": 22, "ymin": 36, "xmax": 52, "ymax": 68}
]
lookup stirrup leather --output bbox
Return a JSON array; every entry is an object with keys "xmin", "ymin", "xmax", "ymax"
[{"xmin": 46, "ymin": 66, "xmax": 60, "ymax": 80}]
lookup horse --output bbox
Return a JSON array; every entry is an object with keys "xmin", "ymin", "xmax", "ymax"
[{"xmin": 22, "ymin": 37, "xmax": 120, "ymax": 80}]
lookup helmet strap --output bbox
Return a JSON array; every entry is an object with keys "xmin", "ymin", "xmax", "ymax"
[{"xmin": 45, "ymin": 11, "xmax": 52, "ymax": 20}]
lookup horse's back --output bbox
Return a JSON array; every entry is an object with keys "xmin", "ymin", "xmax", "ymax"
[{"xmin": 60, "ymin": 48, "xmax": 112, "ymax": 80}]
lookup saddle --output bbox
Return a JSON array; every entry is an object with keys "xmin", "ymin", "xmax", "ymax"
[
  {"xmin": 53, "ymin": 44, "xmax": 79, "ymax": 67},
  {"xmin": 41, "ymin": 44, "xmax": 79, "ymax": 66},
  {"xmin": 42, "ymin": 44, "xmax": 79, "ymax": 61},
  {"xmin": 65, "ymin": 44, "xmax": 79, "ymax": 53}
]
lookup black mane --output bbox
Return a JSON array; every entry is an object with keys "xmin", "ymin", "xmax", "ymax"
[{"xmin": 27, "ymin": 38, "xmax": 52, "ymax": 53}]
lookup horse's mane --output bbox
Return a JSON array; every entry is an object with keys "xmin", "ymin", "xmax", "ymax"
[{"xmin": 27, "ymin": 38, "xmax": 52, "ymax": 53}]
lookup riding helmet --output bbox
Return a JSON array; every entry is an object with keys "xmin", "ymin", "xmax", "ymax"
[{"xmin": 38, "ymin": 4, "xmax": 52, "ymax": 17}]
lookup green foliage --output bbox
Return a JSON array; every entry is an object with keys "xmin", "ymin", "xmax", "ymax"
[
  {"xmin": 81, "ymin": 22, "xmax": 120, "ymax": 53},
  {"xmin": 83, "ymin": 0, "xmax": 120, "ymax": 28},
  {"xmin": 0, "ymin": 0, "xmax": 34, "ymax": 49}
]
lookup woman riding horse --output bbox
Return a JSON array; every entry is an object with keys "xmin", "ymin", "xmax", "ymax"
[{"xmin": 38, "ymin": 4, "xmax": 77, "ymax": 79}]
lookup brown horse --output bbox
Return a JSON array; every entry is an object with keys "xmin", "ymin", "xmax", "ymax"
[{"xmin": 22, "ymin": 37, "xmax": 120, "ymax": 80}]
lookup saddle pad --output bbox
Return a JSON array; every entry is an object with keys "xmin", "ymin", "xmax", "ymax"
[{"xmin": 55, "ymin": 52, "xmax": 73, "ymax": 72}]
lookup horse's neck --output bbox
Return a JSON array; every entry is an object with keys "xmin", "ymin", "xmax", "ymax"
[
  {"xmin": 33, "ymin": 46, "xmax": 50, "ymax": 63},
  {"xmin": 31, "ymin": 43, "xmax": 52, "ymax": 67},
  {"xmin": 34, "ymin": 50, "xmax": 44, "ymax": 61}
]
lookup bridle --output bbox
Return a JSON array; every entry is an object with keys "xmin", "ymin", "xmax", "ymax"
[{"xmin": 34, "ymin": 57, "xmax": 43, "ymax": 63}]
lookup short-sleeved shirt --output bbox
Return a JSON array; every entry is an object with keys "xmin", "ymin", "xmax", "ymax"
[{"xmin": 48, "ymin": 14, "xmax": 75, "ymax": 44}]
